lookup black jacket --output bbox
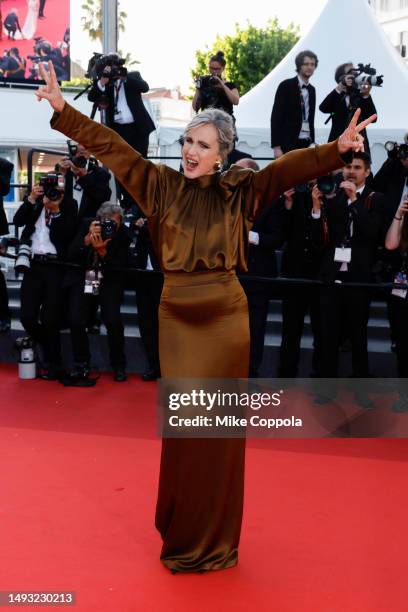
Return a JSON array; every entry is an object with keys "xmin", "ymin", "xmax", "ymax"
[
  {"xmin": 271, "ymin": 76, "xmax": 316, "ymax": 151},
  {"xmin": 88, "ymin": 71, "xmax": 155, "ymax": 137},
  {"xmin": 65, "ymin": 218, "xmax": 131, "ymax": 287},
  {"xmin": 0, "ymin": 157, "xmax": 13, "ymax": 236},
  {"xmin": 13, "ymin": 195, "xmax": 77, "ymax": 259},
  {"xmin": 241, "ymin": 200, "xmax": 284, "ymax": 296},
  {"xmin": 315, "ymin": 186, "xmax": 384, "ymax": 283},
  {"xmin": 372, "ymin": 157, "xmax": 408, "ymax": 222},
  {"xmin": 64, "ymin": 163, "xmax": 112, "ymax": 223},
  {"xmin": 319, "ymin": 89, "xmax": 377, "ymax": 145},
  {"xmin": 281, "ymin": 192, "xmax": 325, "ymax": 279}
]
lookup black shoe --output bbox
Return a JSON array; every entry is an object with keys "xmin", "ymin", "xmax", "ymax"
[
  {"xmin": 142, "ymin": 369, "xmax": 160, "ymax": 381},
  {"xmin": 60, "ymin": 364, "xmax": 97, "ymax": 387},
  {"xmin": 0, "ymin": 319, "xmax": 11, "ymax": 333},
  {"xmin": 114, "ymin": 369, "xmax": 127, "ymax": 382}
]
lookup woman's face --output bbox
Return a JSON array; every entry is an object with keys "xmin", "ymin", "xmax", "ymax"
[
  {"xmin": 182, "ymin": 124, "xmax": 221, "ymax": 179},
  {"xmin": 209, "ymin": 60, "xmax": 224, "ymax": 78}
]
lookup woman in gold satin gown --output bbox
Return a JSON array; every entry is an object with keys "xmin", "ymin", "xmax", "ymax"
[{"xmin": 37, "ymin": 62, "xmax": 375, "ymax": 574}]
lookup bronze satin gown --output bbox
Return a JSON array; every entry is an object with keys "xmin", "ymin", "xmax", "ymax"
[{"xmin": 51, "ymin": 104, "xmax": 345, "ymax": 572}]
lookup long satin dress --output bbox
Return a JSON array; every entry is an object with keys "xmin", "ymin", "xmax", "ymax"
[{"xmin": 51, "ymin": 104, "xmax": 345, "ymax": 572}]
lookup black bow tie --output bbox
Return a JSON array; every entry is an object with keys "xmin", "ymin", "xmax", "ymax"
[{"xmin": 302, "ymin": 84, "xmax": 310, "ymax": 90}]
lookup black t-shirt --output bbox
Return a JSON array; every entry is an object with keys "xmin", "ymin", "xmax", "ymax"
[{"xmin": 198, "ymin": 80, "xmax": 237, "ymax": 116}]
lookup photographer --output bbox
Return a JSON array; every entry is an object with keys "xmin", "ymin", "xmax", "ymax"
[
  {"xmin": 3, "ymin": 10, "xmax": 22, "ymax": 40},
  {"xmin": 385, "ymin": 197, "xmax": 408, "ymax": 411},
  {"xmin": 13, "ymin": 176, "xmax": 77, "ymax": 379},
  {"xmin": 64, "ymin": 203, "xmax": 130, "ymax": 383},
  {"xmin": 58, "ymin": 143, "xmax": 112, "ymax": 224},
  {"xmin": 87, "ymin": 54, "xmax": 155, "ymax": 208},
  {"xmin": 192, "ymin": 51, "xmax": 239, "ymax": 117},
  {"xmin": 319, "ymin": 63, "xmax": 377, "ymax": 153},
  {"xmin": 0, "ymin": 157, "xmax": 14, "ymax": 332},
  {"xmin": 0, "ymin": 48, "xmax": 26, "ymax": 80},
  {"xmin": 312, "ymin": 153, "xmax": 384, "ymax": 379},
  {"xmin": 277, "ymin": 177, "xmax": 338, "ymax": 378}
]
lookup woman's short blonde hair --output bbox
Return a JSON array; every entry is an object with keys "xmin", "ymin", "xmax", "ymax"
[{"xmin": 184, "ymin": 109, "xmax": 235, "ymax": 160}]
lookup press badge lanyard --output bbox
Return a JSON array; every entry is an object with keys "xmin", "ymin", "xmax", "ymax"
[{"xmin": 299, "ymin": 83, "xmax": 308, "ymax": 121}]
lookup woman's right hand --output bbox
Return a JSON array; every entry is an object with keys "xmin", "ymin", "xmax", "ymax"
[
  {"xmin": 311, "ymin": 185, "xmax": 323, "ymax": 211},
  {"xmin": 36, "ymin": 61, "xmax": 66, "ymax": 113},
  {"xmin": 28, "ymin": 183, "xmax": 44, "ymax": 203}
]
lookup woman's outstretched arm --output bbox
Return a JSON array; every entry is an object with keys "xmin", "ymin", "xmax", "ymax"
[
  {"xmin": 252, "ymin": 108, "xmax": 377, "ymax": 207},
  {"xmin": 36, "ymin": 62, "xmax": 163, "ymax": 217}
]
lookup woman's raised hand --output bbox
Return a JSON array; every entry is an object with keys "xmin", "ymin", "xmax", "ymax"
[
  {"xmin": 36, "ymin": 61, "xmax": 66, "ymax": 113},
  {"xmin": 338, "ymin": 108, "xmax": 377, "ymax": 154}
]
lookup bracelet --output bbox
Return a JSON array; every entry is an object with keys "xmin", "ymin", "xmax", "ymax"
[{"xmin": 394, "ymin": 216, "xmax": 403, "ymax": 221}]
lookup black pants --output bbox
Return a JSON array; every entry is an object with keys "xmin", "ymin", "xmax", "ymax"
[
  {"xmin": 20, "ymin": 262, "xmax": 63, "ymax": 366},
  {"xmin": 113, "ymin": 122, "xmax": 149, "ymax": 209},
  {"xmin": 245, "ymin": 291, "xmax": 269, "ymax": 377},
  {"xmin": 39, "ymin": 0, "xmax": 46, "ymax": 16},
  {"xmin": 283, "ymin": 139, "xmax": 311, "ymax": 154},
  {"xmin": 388, "ymin": 296, "xmax": 408, "ymax": 377},
  {"xmin": 68, "ymin": 276, "xmax": 126, "ymax": 369},
  {"xmin": 0, "ymin": 270, "xmax": 10, "ymax": 320},
  {"xmin": 279, "ymin": 285, "xmax": 321, "ymax": 377},
  {"xmin": 319, "ymin": 285, "xmax": 370, "ymax": 377},
  {"xmin": 131, "ymin": 271, "xmax": 162, "ymax": 372}
]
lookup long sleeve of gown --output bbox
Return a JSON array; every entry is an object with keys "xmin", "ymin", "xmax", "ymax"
[
  {"xmin": 50, "ymin": 103, "xmax": 165, "ymax": 217},
  {"xmin": 249, "ymin": 141, "xmax": 346, "ymax": 218}
]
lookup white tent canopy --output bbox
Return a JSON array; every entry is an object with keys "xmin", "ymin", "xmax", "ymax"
[{"xmin": 233, "ymin": 0, "xmax": 408, "ymax": 169}]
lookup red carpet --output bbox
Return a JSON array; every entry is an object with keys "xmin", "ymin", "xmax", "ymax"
[{"xmin": 1, "ymin": 363, "xmax": 407, "ymax": 611}]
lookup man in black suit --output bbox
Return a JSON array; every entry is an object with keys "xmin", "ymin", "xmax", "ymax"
[
  {"xmin": 319, "ymin": 63, "xmax": 377, "ymax": 154},
  {"xmin": 236, "ymin": 158, "xmax": 284, "ymax": 377},
  {"xmin": 58, "ymin": 145, "xmax": 112, "ymax": 224},
  {"xmin": 312, "ymin": 153, "xmax": 384, "ymax": 378},
  {"xmin": 0, "ymin": 157, "xmax": 13, "ymax": 332},
  {"xmin": 88, "ymin": 62, "xmax": 155, "ymax": 207},
  {"xmin": 3, "ymin": 10, "xmax": 22, "ymax": 39},
  {"xmin": 13, "ymin": 179, "xmax": 77, "ymax": 378},
  {"xmin": 278, "ymin": 183, "xmax": 328, "ymax": 378},
  {"xmin": 271, "ymin": 50, "xmax": 318, "ymax": 157}
]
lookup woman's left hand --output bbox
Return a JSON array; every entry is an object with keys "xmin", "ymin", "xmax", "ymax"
[{"xmin": 337, "ymin": 108, "xmax": 377, "ymax": 154}]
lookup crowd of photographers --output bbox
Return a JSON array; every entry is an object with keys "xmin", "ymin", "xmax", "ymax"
[{"xmin": 0, "ymin": 50, "xmax": 407, "ymax": 401}]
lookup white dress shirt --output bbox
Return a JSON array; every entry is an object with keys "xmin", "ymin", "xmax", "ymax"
[{"xmin": 30, "ymin": 208, "xmax": 57, "ymax": 255}]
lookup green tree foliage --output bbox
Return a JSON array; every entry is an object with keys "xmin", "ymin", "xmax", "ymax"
[
  {"xmin": 192, "ymin": 19, "xmax": 300, "ymax": 95},
  {"xmin": 81, "ymin": 0, "xmax": 128, "ymax": 42}
]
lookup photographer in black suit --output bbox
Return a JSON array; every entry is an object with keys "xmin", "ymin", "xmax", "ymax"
[
  {"xmin": 13, "ymin": 177, "xmax": 77, "ymax": 378},
  {"xmin": 58, "ymin": 144, "xmax": 112, "ymax": 224},
  {"xmin": 320, "ymin": 63, "xmax": 377, "ymax": 154},
  {"xmin": 3, "ymin": 10, "xmax": 22, "ymax": 40},
  {"xmin": 0, "ymin": 157, "xmax": 13, "ymax": 332},
  {"xmin": 64, "ymin": 203, "xmax": 130, "ymax": 383},
  {"xmin": 312, "ymin": 153, "xmax": 384, "ymax": 378},
  {"xmin": 278, "ymin": 180, "xmax": 332, "ymax": 378},
  {"xmin": 271, "ymin": 50, "xmax": 318, "ymax": 157},
  {"xmin": 88, "ymin": 57, "xmax": 155, "ymax": 208}
]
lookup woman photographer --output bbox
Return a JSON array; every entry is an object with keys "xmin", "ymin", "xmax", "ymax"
[
  {"xmin": 36, "ymin": 60, "xmax": 375, "ymax": 573},
  {"xmin": 192, "ymin": 50, "xmax": 239, "ymax": 116},
  {"xmin": 385, "ymin": 197, "xmax": 408, "ymax": 411}
]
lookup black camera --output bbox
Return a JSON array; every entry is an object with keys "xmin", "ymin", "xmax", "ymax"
[
  {"xmin": 317, "ymin": 175, "xmax": 337, "ymax": 194},
  {"xmin": 99, "ymin": 218, "xmax": 118, "ymax": 240},
  {"xmin": 86, "ymin": 52, "xmax": 127, "ymax": 82},
  {"xmin": 39, "ymin": 173, "xmax": 64, "ymax": 201},
  {"xmin": 196, "ymin": 75, "xmax": 219, "ymax": 89},
  {"xmin": 295, "ymin": 182, "xmax": 311, "ymax": 194},
  {"xmin": 385, "ymin": 141, "xmax": 408, "ymax": 161},
  {"xmin": 67, "ymin": 141, "xmax": 87, "ymax": 168}
]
